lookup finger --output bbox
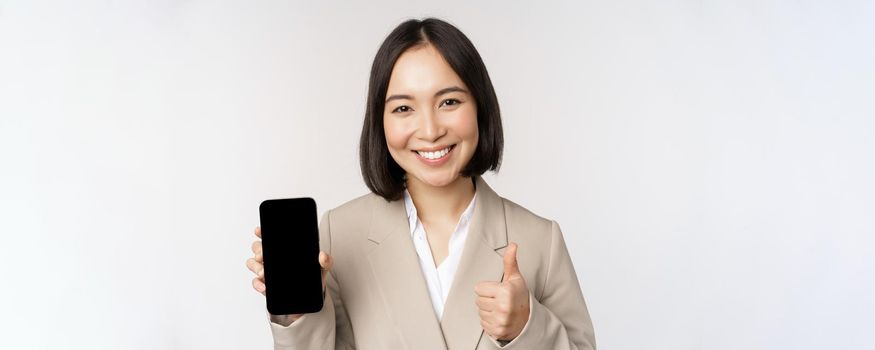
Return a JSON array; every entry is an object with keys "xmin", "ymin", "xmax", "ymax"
[
  {"xmin": 255, "ymin": 226, "xmax": 261, "ymax": 238},
  {"xmin": 478, "ymin": 308, "xmax": 495, "ymax": 321},
  {"xmin": 475, "ymin": 296, "xmax": 497, "ymax": 311},
  {"xmin": 246, "ymin": 257, "xmax": 262, "ymax": 274},
  {"xmin": 319, "ymin": 252, "xmax": 332, "ymax": 287},
  {"xmin": 474, "ymin": 281, "xmax": 501, "ymax": 297},
  {"xmin": 251, "ymin": 241, "xmax": 262, "ymax": 255},
  {"xmin": 255, "ymin": 252, "xmax": 263, "ymax": 264},
  {"xmin": 319, "ymin": 251, "xmax": 333, "ymax": 270},
  {"xmin": 258, "ymin": 266, "xmax": 264, "ymax": 278},
  {"xmin": 480, "ymin": 319, "xmax": 496, "ymax": 337},
  {"xmin": 502, "ymin": 242, "xmax": 521, "ymax": 282},
  {"xmin": 252, "ymin": 277, "xmax": 265, "ymax": 294}
]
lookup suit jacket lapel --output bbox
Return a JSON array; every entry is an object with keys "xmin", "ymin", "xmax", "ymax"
[
  {"xmin": 366, "ymin": 196, "xmax": 449, "ymax": 350},
  {"xmin": 440, "ymin": 176, "xmax": 508, "ymax": 350}
]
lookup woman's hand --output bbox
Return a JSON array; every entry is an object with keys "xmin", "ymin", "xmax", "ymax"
[
  {"xmin": 246, "ymin": 226, "xmax": 333, "ymax": 324},
  {"xmin": 474, "ymin": 242, "xmax": 531, "ymax": 342}
]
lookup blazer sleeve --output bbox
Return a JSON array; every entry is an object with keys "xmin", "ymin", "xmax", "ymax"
[
  {"xmin": 266, "ymin": 210, "xmax": 357, "ymax": 349},
  {"xmin": 487, "ymin": 220, "xmax": 597, "ymax": 349}
]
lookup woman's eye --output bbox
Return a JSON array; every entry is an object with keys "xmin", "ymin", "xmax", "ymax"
[
  {"xmin": 440, "ymin": 99, "xmax": 461, "ymax": 108},
  {"xmin": 392, "ymin": 105, "xmax": 412, "ymax": 113}
]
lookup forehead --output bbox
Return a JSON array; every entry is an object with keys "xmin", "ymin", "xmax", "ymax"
[{"xmin": 386, "ymin": 44, "xmax": 466, "ymax": 95}]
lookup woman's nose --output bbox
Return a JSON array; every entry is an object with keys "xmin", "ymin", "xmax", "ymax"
[{"xmin": 416, "ymin": 109, "xmax": 445, "ymax": 142}]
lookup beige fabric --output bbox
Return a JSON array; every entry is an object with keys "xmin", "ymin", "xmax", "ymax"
[{"xmin": 267, "ymin": 176, "xmax": 596, "ymax": 350}]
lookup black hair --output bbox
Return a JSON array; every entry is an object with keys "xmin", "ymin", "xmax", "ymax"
[{"xmin": 359, "ymin": 17, "xmax": 503, "ymax": 201}]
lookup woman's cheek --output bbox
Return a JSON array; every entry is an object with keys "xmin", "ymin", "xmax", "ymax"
[
  {"xmin": 384, "ymin": 119, "xmax": 411, "ymax": 154},
  {"xmin": 456, "ymin": 106, "xmax": 479, "ymax": 142}
]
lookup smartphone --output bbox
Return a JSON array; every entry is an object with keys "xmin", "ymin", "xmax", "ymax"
[{"xmin": 259, "ymin": 197, "xmax": 324, "ymax": 315}]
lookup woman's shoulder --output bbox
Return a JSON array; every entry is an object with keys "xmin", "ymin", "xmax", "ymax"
[
  {"xmin": 476, "ymin": 176, "xmax": 555, "ymax": 231},
  {"xmin": 321, "ymin": 187, "xmax": 559, "ymax": 237},
  {"xmin": 325, "ymin": 192, "xmax": 382, "ymax": 224},
  {"xmin": 498, "ymin": 196, "xmax": 556, "ymax": 234},
  {"xmin": 333, "ymin": 191, "xmax": 380, "ymax": 211}
]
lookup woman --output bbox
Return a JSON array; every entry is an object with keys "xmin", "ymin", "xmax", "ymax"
[{"xmin": 246, "ymin": 18, "xmax": 596, "ymax": 350}]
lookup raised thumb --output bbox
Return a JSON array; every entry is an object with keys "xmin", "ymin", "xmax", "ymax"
[{"xmin": 502, "ymin": 242, "xmax": 522, "ymax": 281}]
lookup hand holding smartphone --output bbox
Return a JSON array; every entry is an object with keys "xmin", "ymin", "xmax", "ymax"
[{"xmin": 256, "ymin": 197, "xmax": 325, "ymax": 315}]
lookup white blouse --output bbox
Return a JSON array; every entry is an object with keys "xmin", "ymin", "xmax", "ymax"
[{"xmin": 402, "ymin": 189, "xmax": 477, "ymax": 321}]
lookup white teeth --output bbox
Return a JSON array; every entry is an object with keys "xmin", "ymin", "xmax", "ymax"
[{"xmin": 417, "ymin": 147, "xmax": 451, "ymax": 160}]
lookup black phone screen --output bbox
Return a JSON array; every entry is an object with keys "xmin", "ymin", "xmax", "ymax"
[{"xmin": 259, "ymin": 197, "xmax": 324, "ymax": 315}]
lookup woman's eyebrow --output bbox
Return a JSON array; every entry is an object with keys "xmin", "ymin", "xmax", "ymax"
[{"xmin": 385, "ymin": 86, "xmax": 468, "ymax": 103}]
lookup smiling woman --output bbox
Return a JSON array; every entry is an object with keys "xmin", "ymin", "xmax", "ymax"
[
  {"xmin": 383, "ymin": 44, "xmax": 481, "ymax": 194},
  {"xmin": 248, "ymin": 17, "xmax": 596, "ymax": 350},
  {"xmin": 360, "ymin": 18, "xmax": 503, "ymax": 202}
]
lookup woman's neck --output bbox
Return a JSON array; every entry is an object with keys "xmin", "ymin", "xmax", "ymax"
[{"xmin": 406, "ymin": 175, "xmax": 476, "ymax": 223}]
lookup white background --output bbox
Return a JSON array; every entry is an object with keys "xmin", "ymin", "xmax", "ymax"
[{"xmin": 1, "ymin": 1, "xmax": 873, "ymax": 349}]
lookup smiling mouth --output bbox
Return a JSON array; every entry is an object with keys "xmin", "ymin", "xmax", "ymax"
[{"xmin": 412, "ymin": 144, "xmax": 455, "ymax": 160}]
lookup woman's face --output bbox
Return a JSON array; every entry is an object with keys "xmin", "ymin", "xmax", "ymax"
[{"xmin": 383, "ymin": 44, "xmax": 479, "ymax": 188}]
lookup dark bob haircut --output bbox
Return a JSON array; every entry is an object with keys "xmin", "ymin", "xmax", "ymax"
[{"xmin": 359, "ymin": 17, "xmax": 504, "ymax": 201}]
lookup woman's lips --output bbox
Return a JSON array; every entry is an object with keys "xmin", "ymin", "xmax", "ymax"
[{"xmin": 412, "ymin": 144, "xmax": 455, "ymax": 165}]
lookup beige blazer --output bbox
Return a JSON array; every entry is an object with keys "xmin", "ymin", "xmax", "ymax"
[{"xmin": 267, "ymin": 176, "xmax": 596, "ymax": 349}]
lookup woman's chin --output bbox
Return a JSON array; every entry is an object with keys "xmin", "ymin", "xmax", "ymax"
[{"xmin": 412, "ymin": 172, "xmax": 459, "ymax": 189}]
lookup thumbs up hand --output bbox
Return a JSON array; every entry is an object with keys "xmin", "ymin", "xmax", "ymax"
[{"xmin": 474, "ymin": 242, "xmax": 531, "ymax": 342}]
